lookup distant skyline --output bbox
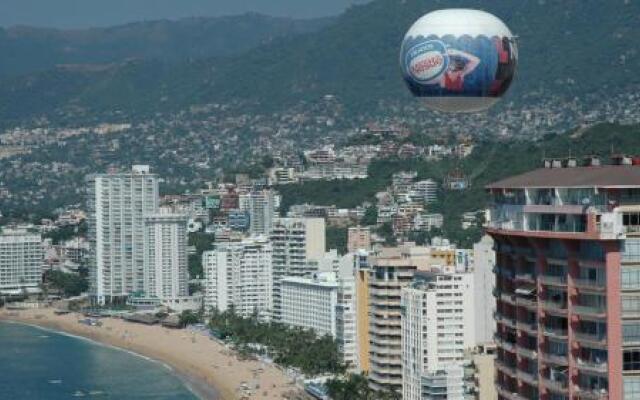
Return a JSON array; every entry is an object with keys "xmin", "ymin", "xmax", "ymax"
[{"xmin": 0, "ymin": 0, "xmax": 372, "ymax": 29}]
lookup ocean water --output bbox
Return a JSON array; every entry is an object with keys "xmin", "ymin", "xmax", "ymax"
[{"xmin": 0, "ymin": 321, "xmax": 200, "ymax": 399}]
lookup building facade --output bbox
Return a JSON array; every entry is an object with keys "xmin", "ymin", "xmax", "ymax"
[
  {"xmin": 203, "ymin": 237, "xmax": 272, "ymax": 319},
  {"xmin": 486, "ymin": 161, "xmax": 640, "ymax": 400},
  {"xmin": 348, "ymin": 226, "xmax": 371, "ymax": 253},
  {"xmin": 474, "ymin": 234, "xmax": 497, "ymax": 345},
  {"xmin": 0, "ymin": 230, "xmax": 43, "ymax": 295},
  {"xmin": 270, "ymin": 218, "xmax": 325, "ymax": 320},
  {"xmin": 281, "ymin": 272, "xmax": 339, "ymax": 337},
  {"xmin": 401, "ymin": 271, "xmax": 474, "ymax": 400},
  {"xmin": 239, "ymin": 189, "xmax": 277, "ymax": 236},
  {"xmin": 142, "ymin": 212, "xmax": 189, "ymax": 308},
  {"xmin": 367, "ymin": 247, "xmax": 419, "ymax": 392},
  {"xmin": 87, "ymin": 165, "xmax": 159, "ymax": 304}
]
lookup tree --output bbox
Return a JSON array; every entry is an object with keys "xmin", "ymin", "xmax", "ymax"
[
  {"xmin": 326, "ymin": 227, "xmax": 347, "ymax": 255},
  {"xmin": 44, "ymin": 270, "xmax": 88, "ymax": 297},
  {"xmin": 179, "ymin": 310, "xmax": 201, "ymax": 327},
  {"xmin": 360, "ymin": 206, "xmax": 378, "ymax": 226}
]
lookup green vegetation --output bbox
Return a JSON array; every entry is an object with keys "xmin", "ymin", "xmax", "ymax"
[
  {"xmin": 179, "ymin": 310, "xmax": 201, "ymax": 327},
  {"xmin": 326, "ymin": 227, "xmax": 348, "ymax": 254},
  {"xmin": 188, "ymin": 232, "xmax": 215, "ymax": 279},
  {"xmin": 44, "ymin": 270, "xmax": 88, "ymax": 297},
  {"xmin": 43, "ymin": 221, "xmax": 87, "ymax": 245},
  {"xmin": 326, "ymin": 373, "xmax": 400, "ymax": 400},
  {"xmin": 280, "ymin": 124, "xmax": 640, "ymax": 247},
  {"xmin": 209, "ymin": 308, "xmax": 345, "ymax": 376}
]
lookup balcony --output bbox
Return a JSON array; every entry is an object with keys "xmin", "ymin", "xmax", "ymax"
[
  {"xmin": 576, "ymin": 358, "xmax": 608, "ymax": 375},
  {"xmin": 539, "ymin": 275, "xmax": 568, "ymax": 287},
  {"xmin": 574, "ymin": 332, "xmax": 608, "ymax": 348},
  {"xmin": 495, "ymin": 359, "xmax": 517, "ymax": 377},
  {"xmin": 542, "ymin": 326, "xmax": 568, "ymax": 339},
  {"xmin": 540, "ymin": 352, "xmax": 568, "ymax": 366},
  {"xmin": 515, "ymin": 272, "xmax": 536, "ymax": 283},
  {"xmin": 496, "ymin": 385, "xmax": 527, "ymax": 400},
  {"xmin": 516, "ymin": 320, "xmax": 538, "ymax": 335},
  {"xmin": 574, "ymin": 386, "xmax": 609, "ymax": 400},
  {"xmin": 573, "ymin": 305, "xmax": 607, "ymax": 320},
  {"xmin": 516, "ymin": 297, "xmax": 538, "ymax": 310},
  {"xmin": 517, "ymin": 369, "xmax": 538, "ymax": 386},
  {"xmin": 541, "ymin": 377, "xmax": 569, "ymax": 394},
  {"xmin": 516, "ymin": 345, "xmax": 538, "ymax": 360},
  {"xmin": 574, "ymin": 278, "xmax": 606, "ymax": 292},
  {"xmin": 541, "ymin": 300, "xmax": 568, "ymax": 316},
  {"xmin": 495, "ymin": 312, "xmax": 518, "ymax": 329}
]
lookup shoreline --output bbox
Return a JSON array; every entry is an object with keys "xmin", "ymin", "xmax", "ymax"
[
  {"xmin": 0, "ymin": 318, "xmax": 219, "ymax": 400},
  {"xmin": 0, "ymin": 308, "xmax": 302, "ymax": 400}
]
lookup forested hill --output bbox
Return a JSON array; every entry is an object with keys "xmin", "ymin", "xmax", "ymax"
[
  {"xmin": 0, "ymin": 0, "xmax": 638, "ymax": 125},
  {"xmin": 0, "ymin": 13, "xmax": 333, "ymax": 79},
  {"xmin": 279, "ymin": 123, "xmax": 640, "ymax": 246}
]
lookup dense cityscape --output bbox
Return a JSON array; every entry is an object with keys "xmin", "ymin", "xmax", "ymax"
[{"xmin": 2, "ymin": 1, "xmax": 640, "ymax": 400}]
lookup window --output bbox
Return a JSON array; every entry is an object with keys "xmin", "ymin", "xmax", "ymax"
[
  {"xmin": 623, "ymin": 323, "xmax": 640, "ymax": 344},
  {"xmin": 622, "ymin": 266, "xmax": 640, "ymax": 289},
  {"xmin": 625, "ymin": 376, "xmax": 640, "ymax": 400},
  {"xmin": 624, "ymin": 350, "xmax": 640, "ymax": 371},
  {"xmin": 623, "ymin": 240, "xmax": 640, "ymax": 263},
  {"xmin": 623, "ymin": 297, "xmax": 640, "ymax": 314}
]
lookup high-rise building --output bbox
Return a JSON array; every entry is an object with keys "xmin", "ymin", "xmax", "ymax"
[
  {"xmin": 87, "ymin": 165, "xmax": 159, "ymax": 304},
  {"xmin": 412, "ymin": 179, "xmax": 439, "ymax": 204},
  {"xmin": 367, "ymin": 246, "xmax": 419, "ymax": 392},
  {"xmin": 485, "ymin": 160, "xmax": 640, "ymax": 400},
  {"xmin": 474, "ymin": 234, "xmax": 497, "ymax": 345},
  {"xmin": 348, "ymin": 226, "xmax": 371, "ymax": 253},
  {"xmin": 0, "ymin": 230, "xmax": 44, "ymax": 295},
  {"xmin": 202, "ymin": 237, "xmax": 272, "ymax": 319},
  {"xmin": 239, "ymin": 189, "xmax": 277, "ymax": 236},
  {"xmin": 142, "ymin": 212, "xmax": 189, "ymax": 308},
  {"xmin": 401, "ymin": 271, "xmax": 475, "ymax": 400},
  {"xmin": 281, "ymin": 272, "xmax": 338, "ymax": 337},
  {"xmin": 270, "ymin": 218, "xmax": 325, "ymax": 320}
]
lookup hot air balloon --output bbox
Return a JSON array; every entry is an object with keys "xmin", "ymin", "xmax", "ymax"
[{"xmin": 400, "ymin": 9, "xmax": 518, "ymax": 112}]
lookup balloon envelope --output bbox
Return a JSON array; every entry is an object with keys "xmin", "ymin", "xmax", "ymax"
[{"xmin": 400, "ymin": 9, "xmax": 518, "ymax": 112}]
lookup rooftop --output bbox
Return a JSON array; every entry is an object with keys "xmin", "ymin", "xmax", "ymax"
[{"xmin": 486, "ymin": 165, "xmax": 640, "ymax": 189}]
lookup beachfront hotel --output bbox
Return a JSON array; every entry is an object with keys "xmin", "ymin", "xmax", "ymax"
[
  {"xmin": 486, "ymin": 156, "xmax": 640, "ymax": 400},
  {"xmin": 0, "ymin": 230, "xmax": 44, "ymax": 295},
  {"xmin": 270, "ymin": 217, "xmax": 325, "ymax": 321},
  {"xmin": 401, "ymin": 270, "xmax": 475, "ymax": 400},
  {"xmin": 86, "ymin": 165, "xmax": 159, "ymax": 305},
  {"xmin": 141, "ymin": 211, "xmax": 190, "ymax": 310},
  {"xmin": 203, "ymin": 236, "xmax": 273, "ymax": 319}
]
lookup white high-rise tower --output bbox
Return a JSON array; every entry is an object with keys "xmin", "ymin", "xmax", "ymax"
[{"xmin": 87, "ymin": 165, "xmax": 159, "ymax": 305}]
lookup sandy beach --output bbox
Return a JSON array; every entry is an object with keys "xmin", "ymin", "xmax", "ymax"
[{"xmin": 0, "ymin": 308, "xmax": 304, "ymax": 400}]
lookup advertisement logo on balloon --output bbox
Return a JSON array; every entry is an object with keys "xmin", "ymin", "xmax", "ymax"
[{"xmin": 405, "ymin": 40, "xmax": 449, "ymax": 83}]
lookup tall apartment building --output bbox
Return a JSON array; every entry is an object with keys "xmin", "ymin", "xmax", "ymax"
[
  {"xmin": 348, "ymin": 226, "xmax": 371, "ymax": 253},
  {"xmin": 239, "ymin": 189, "xmax": 277, "ymax": 235},
  {"xmin": 367, "ymin": 246, "xmax": 419, "ymax": 392},
  {"xmin": 202, "ymin": 237, "xmax": 272, "ymax": 319},
  {"xmin": 474, "ymin": 234, "xmax": 497, "ymax": 345},
  {"xmin": 270, "ymin": 218, "xmax": 325, "ymax": 320},
  {"xmin": 87, "ymin": 165, "xmax": 159, "ymax": 304},
  {"xmin": 486, "ymin": 159, "xmax": 640, "ymax": 400},
  {"xmin": 281, "ymin": 272, "xmax": 338, "ymax": 336},
  {"xmin": 281, "ymin": 270, "xmax": 358, "ymax": 368},
  {"xmin": 142, "ymin": 212, "xmax": 189, "ymax": 308},
  {"xmin": 401, "ymin": 271, "xmax": 475, "ymax": 400},
  {"xmin": 0, "ymin": 230, "xmax": 44, "ymax": 295}
]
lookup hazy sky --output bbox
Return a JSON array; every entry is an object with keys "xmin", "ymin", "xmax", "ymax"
[{"xmin": 0, "ymin": 0, "xmax": 372, "ymax": 29}]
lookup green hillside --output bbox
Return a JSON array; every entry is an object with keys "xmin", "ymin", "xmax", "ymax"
[
  {"xmin": 279, "ymin": 123, "xmax": 640, "ymax": 246},
  {"xmin": 0, "ymin": 14, "xmax": 333, "ymax": 79},
  {"xmin": 0, "ymin": 0, "xmax": 639, "ymax": 125}
]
